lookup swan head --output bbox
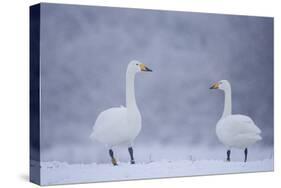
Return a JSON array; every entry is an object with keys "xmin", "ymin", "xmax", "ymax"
[
  {"xmin": 210, "ymin": 80, "xmax": 230, "ymax": 90},
  {"xmin": 128, "ymin": 60, "xmax": 152, "ymax": 73}
]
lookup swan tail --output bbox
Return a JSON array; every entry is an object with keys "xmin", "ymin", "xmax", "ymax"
[
  {"xmin": 89, "ymin": 131, "xmax": 96, "ymax": 141},
  {"xmin": 255, "ymin": 134, "xmax": 262, "ymax": 141}
]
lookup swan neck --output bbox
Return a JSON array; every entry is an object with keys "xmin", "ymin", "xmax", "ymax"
[
  {"xmin": 126, "ymin": 69, "xmax": 138, "ymax": 110},
  {"xmin": 222, "ymin": 86, "xmax": 232, "ymax": 118}
]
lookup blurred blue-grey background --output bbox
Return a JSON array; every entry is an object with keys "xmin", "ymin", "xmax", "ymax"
[{"xmin": 40, "ymin": 3, "xmax": 273, "ymax": 163}]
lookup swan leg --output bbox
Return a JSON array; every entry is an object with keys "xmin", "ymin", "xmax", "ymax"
[
  {"xmin": 227, "ymin": 150, "xmax": 231, "ymax": 162},
  {"xmin": 244, "ymin": 148, "xmax": 248, "ymax": 162},
  {"xmin": 109, "ymin": 149, "xmax": 118, "ymax": 166},
  {"xmin": 128, "ymin": 147, "xmax": 135, "ymax": 164}
]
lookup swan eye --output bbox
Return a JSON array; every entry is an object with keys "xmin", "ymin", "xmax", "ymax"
[{"xmin": 136, "ymin": 63, "xmax": 139, "ymax": 66}]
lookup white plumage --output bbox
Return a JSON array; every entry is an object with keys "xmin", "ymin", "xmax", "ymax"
[
  {"xmin": 91, "ymin": 106, "xmax": 141, "ymax": 146},
  {"xmin": 216, "ymin": 114, "xmax": 262, "ymax": 149},
  {"xmin": 210, "ymin": 80, "xmax": 262, "ymax": 162},
  {"xmin": 90, "ymin": 60, "xmax": 152, "ymax": 165}
]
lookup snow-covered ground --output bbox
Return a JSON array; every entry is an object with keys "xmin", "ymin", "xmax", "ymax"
[
  {"xmin": 39, "ymin": 145, "xmax": 274, "ymax": 185},
  {"xmin": 40, "ymin": 158, "xmax": 273, "ymax": 185}
]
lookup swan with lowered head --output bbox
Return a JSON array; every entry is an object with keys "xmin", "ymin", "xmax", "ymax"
[
  {"xmin": 210, "ymin": 80, "xmax": 262, "ymax": 162},
  {"xmin": 90, "ymin": 60, "xmax": 152, "ymax": 166}
]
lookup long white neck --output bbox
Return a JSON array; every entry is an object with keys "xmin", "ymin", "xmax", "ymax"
[
  {"xmin": 126, "ymin": 69, "xmax": 138, "ymax": 110},
  {"xmin": 222, "ymin": 85, "xmax": 232, "ymax": 118}
]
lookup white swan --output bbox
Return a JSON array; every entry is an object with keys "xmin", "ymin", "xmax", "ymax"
[
  {"xmin": 90, "ymin": 60, "xmax": 152, "ymax": 165},
  {"xmin": 210, "ymin": 80, "xmax": 262, "ymax": 162}
]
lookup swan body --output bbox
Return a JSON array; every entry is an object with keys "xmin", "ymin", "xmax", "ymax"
[
  {"xmin": 210, "ymin": 80, "xmax": 262, "ymax": 162},
  {"xmin": 216, "ymin": 114, "xmax": 262, "ymax": 149},
  {"xmin": 91, "ymin": 106, "xmax": 141, "ymax": 146},
  {"xmin": 90, "ymin": 60, "xmax": 152, "ymax": 165}
]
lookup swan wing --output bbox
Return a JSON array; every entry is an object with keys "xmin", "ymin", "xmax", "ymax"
[
  {"xmin": 91, "ymin": 107, "xmax": 128, "ymax": 144},
  {"xmin": 222, "ymin": 114, "xmax": 262, "ymax": 135},
  {"xmin": 217, "ymin": 114, "xmax": 262, "ymax": 148}
]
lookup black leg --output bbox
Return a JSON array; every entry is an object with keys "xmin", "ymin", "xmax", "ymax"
[
  {"xmin": 128, "ymin": 147, "xmax": 135, "ymax": 164},
  {"xmin": 227, "ymin": 150, "xmax": 231, "ymax": 162},
  {"xmin": 109, "ymin": 149, "xmax": 118, "ymax": 166},
  {"xmin": 244, "ymin": 148, "xmax": 248, "ymax": 162}
]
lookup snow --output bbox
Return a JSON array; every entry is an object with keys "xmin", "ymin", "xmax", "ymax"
[
  {"xmin": 40, "ymin": 158, "xmax": 273, "ymax": 185},
  {"xmin": 40, "ymin": 144, "xmax": 274, "ymax": 185}
]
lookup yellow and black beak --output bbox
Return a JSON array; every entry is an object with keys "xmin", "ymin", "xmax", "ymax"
[
  {"xmin": 210, "ymin": 82, "xmax": 219, "ymax": 89},
  {"xmin": 140, "ymin": 64, "xmax": 152, "ymax": 72}
]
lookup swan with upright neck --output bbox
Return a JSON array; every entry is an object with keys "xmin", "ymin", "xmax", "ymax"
[
  {"xmin": 90, "ymin": 60, "xmax": 152, "ymax": 165},
  {"xmin": 210, "ymin": 80, "xmax": 262, "ymax": 162}
]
